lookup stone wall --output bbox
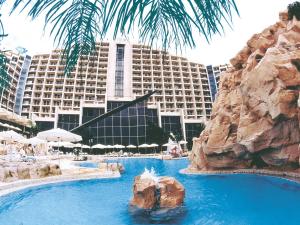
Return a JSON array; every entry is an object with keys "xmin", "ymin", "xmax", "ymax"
[{"xmin": 190, "ymin": 11, "xmax": 300, "ymax": 171}]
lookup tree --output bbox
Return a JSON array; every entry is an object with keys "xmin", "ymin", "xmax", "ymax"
[
  {"xmin": 146, "ymin": 122, "xmax": 169, "ymax": 152},
  {"xmin": 0, "ymin": 0, "xmax": 239, "ymax": 75},
  {"xmin": 29, "ymin": 124, "xmax": 40, "ymax": 137},
  {"xmin": 0, "ymin": 51, "xmax": 10, "ymax": 92}
]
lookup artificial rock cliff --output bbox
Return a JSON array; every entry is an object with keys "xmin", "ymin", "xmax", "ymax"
[{"xmin": 190, "ymin": 10, "xmax": 300, "ymax": 171}]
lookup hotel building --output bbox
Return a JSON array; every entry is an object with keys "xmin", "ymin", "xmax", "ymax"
[
  {"xmin": 206, "ymin": 64, "xmax": 230, "ymax": 101},
  {"xmin": 17, "ymin": 42, "xmax": 227, "ymax": 147},
  {"xmin": 0, "ymin": 52, "xmax": 33, "ymax": 131}
]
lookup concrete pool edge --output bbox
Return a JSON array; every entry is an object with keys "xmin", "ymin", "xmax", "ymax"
[
  {"xmin": 0, "ymin": 171, "xmax": 121, "ymax": 197},
  {"xmin": 180, "ymin": 168, "xmax": 300, "ymax": 183}
]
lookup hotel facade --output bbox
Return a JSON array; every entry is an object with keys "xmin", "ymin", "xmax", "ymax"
[
  {"xmin": 206, "ymin": 64, "xmax": 230, "ymax": 101},
  {"xmin": 0, "ymin": 52, "xmax": 33, "ymax": 131},
  {"xmin": 2, "ymin": 42, "xmax": 227, "ymax": 147}
]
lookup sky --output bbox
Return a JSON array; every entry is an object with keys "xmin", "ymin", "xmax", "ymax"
[{"xmin": 0, "ymin": 0, "xmax": 296, "ymax": 65}]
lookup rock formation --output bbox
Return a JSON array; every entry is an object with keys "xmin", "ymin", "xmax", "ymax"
[
  {"xmin": 131, "ymin": 176, "xmax": 157, "ymax": 209},
  {"xmin": 158, "ymin": 177, "xmax": 185, "ymax": 208},
  {"xmin": 0, "ymin": 163, "xmax": 62, "ymax": 182},
  {"xmin": 190, "ymin": 6, "xmax": 300, "ymax": 171},
  {"xmin": 130, "ymin": 175, "xmax": 185, "ymax": 210}
]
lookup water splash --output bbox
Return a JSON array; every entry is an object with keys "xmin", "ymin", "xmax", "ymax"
[{"xmin": 140, "ymin": 167, "xmax": 159, "ymax": 183}]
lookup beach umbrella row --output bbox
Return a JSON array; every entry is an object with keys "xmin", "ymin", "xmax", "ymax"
[
  {"xmin": 37, "ymin": 128, "xmax": 82, "ymax": 142},
  {"xmin": 90, "ymin": 143, "xmax": 159, "ymax": 149},
  {"xmin": 0, "ymin": 130, "xmax": 25, "ymax": 142},
  {"xmin": 126, "ymin": 144, "xmax": 136, "ymax": 149},
  {"xmin": 48, "ymin": 141, "xmax": 90, "ymax": 148},
  {"xmin": 92, "ymin": 144, "xmax": 125, "ymax": 149},
  {"xmin": 21, "ymin": 137, "xmax": 47, "ymax": 145},
  {"xmin": 92, "ymin": 144, "xmax": 106, "ymax": 149},
  {"xmin": 0, "ymin": 128, "xmax": 186, "ymax": 152}
]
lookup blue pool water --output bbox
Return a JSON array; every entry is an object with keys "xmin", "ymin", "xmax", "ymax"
[{"xmin": 1, "ymin": 158, "xmax": 300, "ymax": 225}]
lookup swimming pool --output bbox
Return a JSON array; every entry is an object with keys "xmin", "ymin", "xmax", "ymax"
[{"xmin": 1, "ymin": 158, "xmax": 300, "ymax": 225}]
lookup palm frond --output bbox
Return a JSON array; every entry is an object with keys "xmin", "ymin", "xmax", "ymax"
[
  {"xmin": 102, "ymin": 0, "xmax": 239, "ymax": 51},
  {"xmin": 0, "ymin": 14, "xmax": 8, "ymax": 41},
  {"xmin": 187, "ymin": 0, "xmax": 239, "ymax": 38},
  {"xmin": 0, "ymin": 12, "xmax": 9, "ymax": 94},
  {"xmin": 7, "ymin": 0, "xmax": 238, "ymax": 74},
  {"xmin": 0, "ymin": 53, "xmax": 11, "ymax": 92},
  {"xmin": 10, "ymin": 0, "xmax": 104, "ymax": 76},
  {"xmin": 49, "ymin": 0, "xmax": 103, "ymax": 75}
]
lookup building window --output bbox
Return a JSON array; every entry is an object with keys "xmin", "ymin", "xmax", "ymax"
[
  {"xmin": 206, "ymin": 65, "xmax": 217, "ymax": 101},
  {"xmin": 57, "ymin": 114, "xmax": 79, "ymax": 131},
  {"xmin": 161, "ymin": 116, "xmax": 182, "ymax": 140},
  {"xmin": 115, "ymin": 44, "xmax": 125, "ymax": 97}
]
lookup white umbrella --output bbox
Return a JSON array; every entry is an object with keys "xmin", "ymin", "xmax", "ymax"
[
  {"xmin": 179, "ymin": 140, "xmax": 188, "ymax": 144},
  {"xmin": 81, "ymin": 144, "xmax": 90, "ymax": 149},
  {"xmin": 92, "ymin": 144, "xmax": 106, "ymax": 149},
  {"xmin": 61, "ymin": 142, "xmax": 75, "ymax": 148},
  {"xmin": 48, "ymin": 141, "xmax": 75, "ymax": 148},
  {"xmin": 113, "ymin": 144, "xmax": 125, "ymax": 149},
  {"xmin": 163, "ymin": 143, "xmax": 172, "ymax": 147},
  {"xmin": 150, "ymin": 143, "xmax": 159, "ymax": 147},
  {"xmin": 37, "ymin": 128, "xmax": 82, "ymax": 142},
  {"xmin": 105, "ymin": 145, "xmax": 114, "ymax": 149},
  {"xmin": 21, "ymin": 137, "xmax": 47, "ymax": 145},
  {"xmin": 138, "ymin": 143, "xmax": 151, "ymax": 148},
  {"xmin": 0, "ymin": 130, "xmax": 25, "ymax": 142},
  {"xmin": 74, "ymin": 143, "xmax": 82, "ymax": 148},
  {"xmin": 48, "ymin": 141, "xmax": 59, "ymax": 147},
  {"xmin": 48, "ymin": 141, "xmax": 65, "ymax": 147},
  {"xmin": 126, "ymin": 144, "xmax": 136, "ymax": 149}
]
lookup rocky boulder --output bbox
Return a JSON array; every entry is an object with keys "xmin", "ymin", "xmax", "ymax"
[
  {"xmin": 190, "ymin": 6, "xmax": 300, "ymax": 171},
  {"xmin": 130, "ymin": 175, "xmax": 185, "ymax": 210},
  {"xmin": 131, "ymin": 176, "xmax": 157, "ymax": 209},
  {"xmin": 158, "ymin": 177, "xmax": 185, "ymax": 208},
  {"xmin": 0, "ymin": 163, "xmax": 62, "ymax": 182}
]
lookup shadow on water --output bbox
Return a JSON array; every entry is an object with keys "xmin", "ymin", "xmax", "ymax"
[{"xmin": 128, "ymin": 204, "xmax": 187, "ymax": 224}]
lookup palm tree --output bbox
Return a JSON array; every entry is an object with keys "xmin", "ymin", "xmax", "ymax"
[
  {"xmin": 0, "ymin": 51, "xmax": 10, "ymax": 92},
  {"xmin": 0, "ymin": 13, "xmax": 10, "ymax": 92},
  {"xmin": 0, "ymin": 0, "xmax": 239, "ymax": 75},
  {"xmin": 146, "ymin": 122, "xmax": 169, "ymax": 147}
]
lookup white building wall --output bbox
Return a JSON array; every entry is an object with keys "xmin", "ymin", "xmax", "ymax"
[
  {"xmin": 106, "ymin": 41, "xmax": 133, "ymax": 102},
  {"xmin": 106, "ymin": 43, "xmax": 116, "ymax": 100},
  {"xmin": 123, "ymin": 43, "xmax": 133, "ymax": 99}
]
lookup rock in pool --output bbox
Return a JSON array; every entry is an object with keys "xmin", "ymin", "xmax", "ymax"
[{"xmin": 130, "ymin": 173, "xmax": 185, "ymax": 210}]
